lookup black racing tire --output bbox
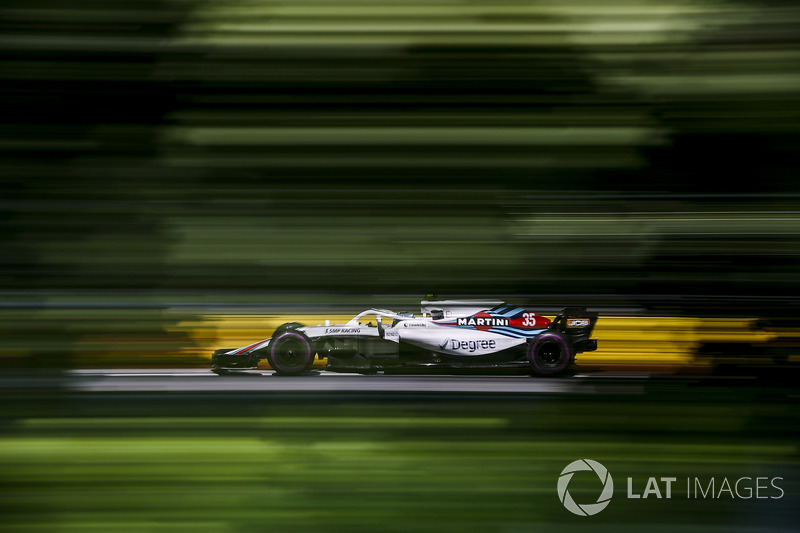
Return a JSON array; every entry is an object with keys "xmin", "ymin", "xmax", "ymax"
[
  {"xmin": 271, "ymin": 322, "xmax": 305, "ymax": 337},
  {"xmin": 252, "ymin": 322, "xmax": 306, "ymax": 360},
  {"xmin": 267, "ymin": 330, "xmax": 315, "ymax": 376},
  {"xmin": 527, "ymin": 332, "xmax": 573, "ymax": 376}
]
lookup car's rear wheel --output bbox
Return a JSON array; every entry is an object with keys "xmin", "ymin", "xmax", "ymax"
[
  {"xmin": 527, "ymin": 332, "xmax": 572, "ymax": 376},
  {"xmin": 267, "ymin": 330, "xmax": 315, "ymax": 376}
]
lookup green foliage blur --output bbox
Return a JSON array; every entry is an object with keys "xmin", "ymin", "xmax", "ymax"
[
  {"xmin": 0, "ymin": 386, "xmax": 797, "ymax": 531},
  {"xmin": 3, "ymin": 0, "xmax": 800, "ymax": 305}
]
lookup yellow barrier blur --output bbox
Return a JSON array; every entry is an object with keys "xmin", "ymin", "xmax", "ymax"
[{"xmin": 579, "ymin": 316, "xmax": 772, "ymax": 366}]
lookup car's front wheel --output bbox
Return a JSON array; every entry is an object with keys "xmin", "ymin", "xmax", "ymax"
[
  {"xmin": 267, "ymin": 330, "xmax": 315, "ymax": 376},
  {"xmin": 527, "ymin": 332, "xmax": 573, "ymax": 376}
]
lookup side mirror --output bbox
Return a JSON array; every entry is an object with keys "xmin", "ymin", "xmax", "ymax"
[{"xmin": 376, "ymin": 315, "xmax": 385, "ymax": 339}]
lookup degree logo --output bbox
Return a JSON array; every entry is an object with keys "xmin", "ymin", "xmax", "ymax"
[{"xmin": 557, "ymin": 459, "xmax": 614, "ymax": 516}]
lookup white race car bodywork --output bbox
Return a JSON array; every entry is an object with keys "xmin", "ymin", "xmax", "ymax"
[
  {"xmin": 212, "ymin": 300, "xmax": 598, "ymax": 376},
  {"xmin": 386, "ymin": 319, "xmax": 524, "ymax": 356}
]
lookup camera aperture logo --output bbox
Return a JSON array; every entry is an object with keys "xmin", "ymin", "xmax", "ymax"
[
  {"xmin": 558, "ymin": 459, "xmax": 785, "ymax": 517},
  {"xmin": 558, "ymin": 459, "xmax": 614, "ymax": 516}
]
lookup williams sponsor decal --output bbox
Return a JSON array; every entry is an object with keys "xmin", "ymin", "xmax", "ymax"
[
  {"xmin": 456, "ymin": 317, "xmax": 509, "ymax": 327},
  {"xmin": 324, "ymin": 327, "xmax": 361, "ymax": 334},
  {"xmin": 567, "ymin": 319, "xmax": 591, "ymax": 328},
  {"xmin": 442, "ymin": 338, "xmax": 498, "ymax": 353}
]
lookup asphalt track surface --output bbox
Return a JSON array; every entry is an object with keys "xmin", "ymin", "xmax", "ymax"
[
  {"xmin": 65, "ymin": 369, "xmax": 648, "ymax": 394},
  {"xmin": 0, "ymin": 368, "xmax": 791, "ymax": 396}
]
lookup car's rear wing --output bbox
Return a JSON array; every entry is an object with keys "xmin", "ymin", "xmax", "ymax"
[{"xmin": 548, "ymin": 307, "xmax": 599, "ymax": 353}]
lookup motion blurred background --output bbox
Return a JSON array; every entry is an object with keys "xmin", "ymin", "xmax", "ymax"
[
  {"xmin": 3, "ymin": 0, "xmax": 800, "ymax": 368},
  {"xmin": 1, "ymin": 0, "xmax": 799, "ymax": 531}
]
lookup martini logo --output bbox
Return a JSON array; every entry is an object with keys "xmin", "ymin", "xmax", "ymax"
[
  {"xmin": 456, "ymin": 312, "xmax": 509, "ymax": 331},
  {"xmin": 558, "ymin": 459, "xmax": 614, "ymax": 516}
]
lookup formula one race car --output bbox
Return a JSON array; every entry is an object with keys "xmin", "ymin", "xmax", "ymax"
[{"xmin": 212, "ymin": 300, "xmax": 598, "ymax": 376}]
